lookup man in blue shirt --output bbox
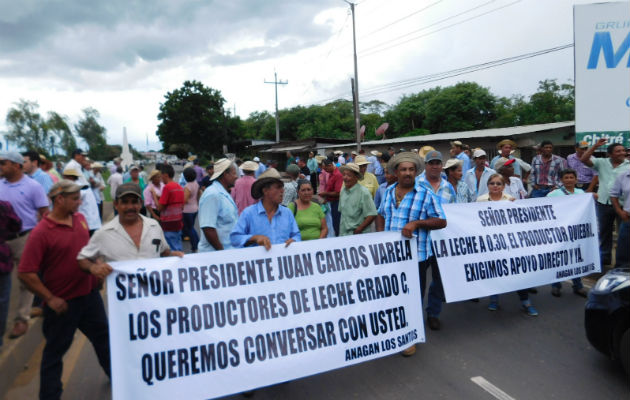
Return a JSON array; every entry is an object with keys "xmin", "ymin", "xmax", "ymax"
[
  {"xmin": 231, "ymin": 168, "xmax": 301, "ymax": 249},
  {"xmin": 451, "ymin": 141, "xmax": 471, "ymax": 172},
  {"xmin": 376, "ymin": 152, "xmax": 446, "ymax": 356},
  {"xmin": 198, "ymin": 159, "xmax": 239, "ymax": 252},
  {"xmin": 22, "ymin": 151, "xmax": 53, "ymax": 193}
]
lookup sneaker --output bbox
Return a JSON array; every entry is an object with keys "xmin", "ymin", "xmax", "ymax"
[
  {"xmin": 9, "ymin": 320, "xmax": 28, "ymax": 339},
  {"xmin": 427, "ymin": 316, "xmax": 441, "ymax": 331},
  {"xmin": 487, "ymin": 302, "xmax": 498, "ymax": 311},
  {"xmin": 523, "ymin": 305, "xmax": 539, "ymax": 316},
  {"xmin": 400, "ymin": 344, "xmax": 416, "ymax": 357},
  {"xmin": 551, "ymin": 287, "xmax": 561, "ymax": 297},
  {"xmin": 573, "ymin": 288, "xmax": 588, "ymax": 298}
]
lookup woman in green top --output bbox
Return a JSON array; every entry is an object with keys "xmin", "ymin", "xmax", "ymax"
[{"xmin": 288, "ymin": 180, "xmax": 328, "ymax": 240}]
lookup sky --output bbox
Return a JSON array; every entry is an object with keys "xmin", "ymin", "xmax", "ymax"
[{"xmin": 0, "ymin": 0, "xmax": 604, "ymax": 152}]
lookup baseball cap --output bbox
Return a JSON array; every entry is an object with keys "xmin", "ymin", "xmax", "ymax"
[
  {"xmin": 0, "ymin": 152, "xmax": 24, "ymax": 164},
  {"xmin": 71, "ymin": 148, "xmax": 87, "ymax": 157},
  {"xmin": 424, "ymin": 150, "xmax": 443, "ymax": 163},
  {"xmin": 473, "ymin": 149, "xmax": 487, "ymax": 158},
  {"xmin": 115, "ymin": 182, "xmax": 142, "ymax": 200}
]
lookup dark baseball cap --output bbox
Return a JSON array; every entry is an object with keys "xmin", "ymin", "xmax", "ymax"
[
  {"xmin": 115, "ymin": 183, "xmax": 142, "ymax": 200},
  {"xmin": 71, "ymin": 148, "xmax": 87, "ymax": 157}
]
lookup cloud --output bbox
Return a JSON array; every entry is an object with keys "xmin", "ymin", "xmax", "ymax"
[{"xmin": 0, "ymin": 0, "xmax": 339, "ymax": 85}]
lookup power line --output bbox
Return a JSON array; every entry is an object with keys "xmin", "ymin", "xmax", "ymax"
[
  {"xmin": 361, "ymin": 44, "xmax": 573, "ymax": 97},
  {"xmin": 363, "ymin": 0, "xmax": 525, "ymax": 58},
  {"xmin": 359, "ymin": 0, "xmax": 444, "ymax": 40},
  {"xmin": 312, "ymin": 43, "xmax": 573, "ymax": 104}
]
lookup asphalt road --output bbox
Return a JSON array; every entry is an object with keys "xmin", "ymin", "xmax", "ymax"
[{"xmin": 5, "ymin": 277, "xmax": 628, "ymax": 400}]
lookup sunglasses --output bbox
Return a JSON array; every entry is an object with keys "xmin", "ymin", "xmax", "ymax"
[{"xmin": 488, "ymin": 181, "xmax": 504, "ymax": 186}]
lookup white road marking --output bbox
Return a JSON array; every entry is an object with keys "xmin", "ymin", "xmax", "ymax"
[{"xmin": 471, "ymin": 376, "xmax": 517, "ymax": 400}]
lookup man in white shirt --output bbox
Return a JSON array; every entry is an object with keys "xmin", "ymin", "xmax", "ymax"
[
  {"xmin": 65, "ymin": 148, "xmax": 89, "ymax": 185},
  {"xmin": 77, "ymin": 183, "xmax": 184, "ymax": 278},
  {"xmin": 62, "ymin": 167, "xmax": 101, "ymax": 234}
]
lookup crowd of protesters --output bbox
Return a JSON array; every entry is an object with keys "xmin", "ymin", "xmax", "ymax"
[{"xmin": 0, "ymin": 135, "xmax": 628, "ymax": 398}]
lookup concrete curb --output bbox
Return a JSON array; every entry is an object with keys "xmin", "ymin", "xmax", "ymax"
[{"xmin": 0, "ymin": 317, "xmax": 43, "ymax": 399}]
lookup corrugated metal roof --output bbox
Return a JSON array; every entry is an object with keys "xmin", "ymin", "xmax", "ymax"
[{"xmin": 317, "ymin": 121, "xmax": 575, "ymax": 149}]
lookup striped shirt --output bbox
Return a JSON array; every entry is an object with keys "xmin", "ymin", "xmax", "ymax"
[
  {"xmin": 529, "ymin": 154, "xmax": 567, "ymax": 187},
  {"xmin": 378, "ymin": 183, "xmax": 446, "ymax": 262}
]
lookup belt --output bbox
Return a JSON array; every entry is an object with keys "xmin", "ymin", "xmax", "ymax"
[{"xmin": 6, "ymin": 229, "xmax": 31, "ymax": 241}]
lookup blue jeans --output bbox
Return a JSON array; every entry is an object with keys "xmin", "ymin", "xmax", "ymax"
[
  {"xmin": 596, "ymin": 203, "xmax": 618, "ymax": 265},
  {"xmin": 530, "ymin": 188, "xmax": 551, "ymax": 198},
  {"xmin": 0, "ymin": 271, "xmax": 11, "ymax": 348},
  {"xmin": 164, "ymin": 230, "xmax": 183, "ymax": 252},
  {"xmin": 40, "ymin": 290, "xmax": 110, "ymax": 400},
  {"xmin": 419, "ymin": 257, "xmax": 445, "ymax": 318},
  {"xmin": 182, "ymin": 212, "xmax": 199, "ymax": 251},
  {"xmin": 616, "ymin": 221, "xmax": 630, "ymax": 268},
  {"xmin": 551, "ymin": 278, "xmax": 584, "ymax": 290}
]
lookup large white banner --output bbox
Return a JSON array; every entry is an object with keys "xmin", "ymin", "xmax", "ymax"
[
  {"xmin": 432, "ymin": 194, "xmax": 600, "ymax": 303},
  {"xmin": 107, "ymin": 232, "xmax": 421, "ymax": 400},
  {"xmin": 574, "ymin": 2, "xmax": 630, "ymax": 148}
]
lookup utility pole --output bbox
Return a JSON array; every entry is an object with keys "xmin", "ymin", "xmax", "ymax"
[
  {"xmin": 346, "ymin": 1, "xmax": 361, "ymax": 152},
  {"xmin": 264, "ymin": 72, "xmax": 288, "ymax": 143}
]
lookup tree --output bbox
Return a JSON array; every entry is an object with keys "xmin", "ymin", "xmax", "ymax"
[
  {"xmin": 5, "ymin": 99, "xmax": 47, "ymax": 151},
  {"xmin": 157, "ymin": 80, "xmax": 229, "ymax": 156},
  {"xmin": 45, "ymin": 112, "xmax": 76, "ymax": 157},
  {"xmin": 75, "ymin": 107, "xmax": 108, "ymax": 159},
  {"xmin": 424, "ymin": 82, "xmax": 497, "ymax": 133},
  {"xmin": 524, "ymin": 79, "xmax": 574, "ymax": 124}
]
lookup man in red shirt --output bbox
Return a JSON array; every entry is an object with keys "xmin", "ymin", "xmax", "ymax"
[
  {"xmin": 18, "ymin": 180, "xmax": 110, "ymax": 400},
  {"xmin": 151, "ymin": 164, "xmax": 184, "ymax": 251},
  {"xmin": 318, "ymin": 158, "xmax": 343, "ymax": 236}
]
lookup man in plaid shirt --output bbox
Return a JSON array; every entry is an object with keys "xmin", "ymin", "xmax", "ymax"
[
  {"xmin": 529, "ymin": 140, "xmax": 568, "ymax": 198},
  {"xmin": 376, "ymin": 152, "xmax": 446, "ymax": 357}
]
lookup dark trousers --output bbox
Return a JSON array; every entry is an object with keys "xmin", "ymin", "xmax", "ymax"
[
  {"xmin": 97, "ymin": 202, "xmax": 103, "ymax": 221},
  {"xmin": 329, "ymin": 200, "xmax": 340, "ymax": 236},
  {"xmin": 310, "ymin": 172, "xmax": 318, "ymax": 193},
  {"xmin": 418, "ymin": 256, "xmax": 445, "ymax": 317},
  {"xmin": 596, "ymin": 202, "xmax": 618, "ymax": 265},
  {"xmin": 616, "ymin": 221, "xmax": 630, "ymax": 268},
  {"xmin": 182, "ymin": 212, "xmax": 199, "ymax": 251},
  {"xmin": 40, "ymin": 290, "xmax": 110, "ymax": 400}
]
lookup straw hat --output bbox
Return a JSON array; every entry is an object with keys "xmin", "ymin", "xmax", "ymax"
[
  {"xmin": 496, "ymin": 139, "xmax": 517, "ymax": 149},
  {"xmin": 210, "ymin": 158, "xmax": 233, "ymax": 180},
  {"xmin": 418, "ymin": 146, "xmax": 436, "ymax": 160},
  {"xmin": 251, "ymin": 168, "xmax": 283, "ymax": 199},
  {"xmin": 48, "ymin": 180, "xmax": 83, "ymax": 198},
  {"xmin": 387, "ymin": 152, "xmax": 423, "ymax": 175},
  {"xmin": 339, "ymin": 162, "xmax": 362, "ymax": 178},
  {"xmin": 370, "ymin": 150, "xmax": 382, "ymax": 157},
  {"xmin": 241, "ymin": 161, "xmax": 259, "ymax": 172},
  {"xmin": 187, "ymin": 155, "xmax": 197, "ymax": 161},
  {"xmin": 315, "ymin": 155, "xmax": 327, "ymax": 163},
  {"xmin": 91, "ymin": 162, "xmax": 103, "ymax": 169},
  {"xmin": 62, "ymin": 167, "xmax": 82, "ymax": 178},
  {"xmin": 443, "ymin": 158, "xmax": 463, "ymax": 170},
  {"xmin": 148, "ymin": 169, "xmax": 161, "ymax": 180},
  {"xmin": 353, "ymin": 155, "xmax": 371, "ymax": 165}
]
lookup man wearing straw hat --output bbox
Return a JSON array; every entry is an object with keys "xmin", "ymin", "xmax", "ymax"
[
  {"xmin": 198, "ymin": 159, "xmax": 239, "ymax": 252},
  {"xmin": 376, "ymin": 152, "xmax": 446, "ymax": 356},
  {"xmin": 490, "ymin": 139, "xmax": 522, "ymax": 177},
  {"xmin": 338, "ymin": 163, "xmax": 377, "ymax": 236},
  {"xmin": 230, "ymin": 168, "xmax": 301, "ymax": 249},
  {"xmin": 354, "ymin": 155, "xmax": 379, "ymax": 198}
]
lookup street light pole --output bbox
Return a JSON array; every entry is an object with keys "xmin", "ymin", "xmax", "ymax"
[
  {"xmin": 265, "ymin": 71, "xmax": 288, "ymax": 143},
  {"xmin": 347, "ymin": 1, "xmax": 361, "ymax": 152}
]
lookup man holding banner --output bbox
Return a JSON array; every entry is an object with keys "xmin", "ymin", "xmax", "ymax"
[
  {"xmin": 77, "ymin": 182, "xmax": 185, "ymax": 278},
  {"xmin": 376, "ymin": 152, "xmax": 446, "ymax": 355},
  {"xmin": 231, "ymin": 168, "xmax": 301, "ymax": 249}
]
